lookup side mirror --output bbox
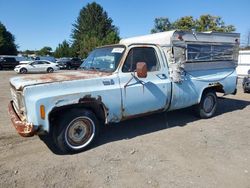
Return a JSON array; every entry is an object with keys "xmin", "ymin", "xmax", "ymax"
[{"xmin": 136, "ymin": 62, "xmax": 147, "ymax": 78}]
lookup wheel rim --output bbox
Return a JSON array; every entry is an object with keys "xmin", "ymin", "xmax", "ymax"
[
  {"xmin": 203, "ymin": 95, "xmax": 215, "ymax": 113},
  {"xmin": 65, "ymin": 117, "xmax": 95, "ymax": 149},
  {"xmin": 48, "ymin": 68, "xmax": 53, "ymax": 73},
  {"xmin": 20, "ymin": 68, "xmax": 27, "ymax": 73}
]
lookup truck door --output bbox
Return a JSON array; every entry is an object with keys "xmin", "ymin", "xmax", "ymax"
[{"xmin": 118, "ymin": 45, "xmax": 172, "ymax": 118}]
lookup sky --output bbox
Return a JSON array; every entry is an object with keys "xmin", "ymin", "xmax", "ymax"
[{"xmin": 0, "ymin": 0, "xmax": 249, "ymax": 51}]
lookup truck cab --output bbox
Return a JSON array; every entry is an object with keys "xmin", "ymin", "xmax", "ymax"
[{"xmin": 8, "ymin": 30, "xmax": 240, "ymax": 153}]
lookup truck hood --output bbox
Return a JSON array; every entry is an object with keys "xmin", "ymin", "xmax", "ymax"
[{"xmin": 10, "ymin": 70, "xmax": 112, "ymax": 91}]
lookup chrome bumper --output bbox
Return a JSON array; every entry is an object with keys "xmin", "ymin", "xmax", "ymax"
[{"xmin": 8, "ymin": 101, "xmax": 36, "ymax": 137}]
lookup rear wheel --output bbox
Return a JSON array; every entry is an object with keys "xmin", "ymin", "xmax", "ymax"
[
  {"xmin": 53, "ymin": 109, "xmax": 99, "ymax": 153},
  {"xmin": 195, "ymin": 90, "xmax": 217, "ymax": 118},
  {"xmin": 47, "ymin": 67, "xmax": 54, "ymax": 73},
  {"xmin": 20, "ymin": 68, "xmax": 27, "ymax": 74}
]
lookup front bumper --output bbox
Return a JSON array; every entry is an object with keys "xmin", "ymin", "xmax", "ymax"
[
  {"xmin": 14, "ymin": 68, "xmax": 20, "ymax": 73},
  {"xmin": 8, "ymin": 101, "xmax": 36, "ymax": 137}
]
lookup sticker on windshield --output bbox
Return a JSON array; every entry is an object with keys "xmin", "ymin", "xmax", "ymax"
[{"xmin": 112, "ymin": 48, "xmax": 124, "ymax": 53}]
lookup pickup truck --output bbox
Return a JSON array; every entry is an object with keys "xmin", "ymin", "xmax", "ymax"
[
  {"xmin": 57, "ymin": 57, "xmax": 82, "ymax": 70},
  {"xmin": 8, "ymin": 30, "xmax": 240, "ymax": 153},
  {"xmin": 0, "ymin": 56, "xmax": 19, "ymax": 69}
]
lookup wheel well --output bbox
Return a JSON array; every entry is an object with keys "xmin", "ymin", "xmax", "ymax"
[
  {"xmin": 199, "ymin": 83, "xmax": 223, "ymax": 103},
  {"xmin": 204, "ymin": 83, "xmax": 224, "ymax": 94},
  {"xmin": 49, "ymin": 102, "xmax": 106, "ymax": 131}
]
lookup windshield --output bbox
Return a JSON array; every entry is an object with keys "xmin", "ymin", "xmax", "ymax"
[{"xmin": 80, "ymin": 46, "xmax": 125, "ymax": 72}]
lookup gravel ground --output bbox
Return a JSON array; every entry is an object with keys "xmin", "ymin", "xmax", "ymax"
[{"xmin": 0, "ymin": 70, "xmax": 249, "ymax": 188}]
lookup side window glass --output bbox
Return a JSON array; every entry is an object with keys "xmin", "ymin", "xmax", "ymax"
[
  {"xmin": 122, "ymin": 47, "xmax": 159, "ymax": 72},
  {"xmin": 187, "ymin": 44, "xmax": 235, "ymax": 62}
]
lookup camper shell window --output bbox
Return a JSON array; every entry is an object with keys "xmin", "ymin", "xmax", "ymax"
[{"xmin": 187, "ymin": 44, "xmax": 235, "ymax": 62}]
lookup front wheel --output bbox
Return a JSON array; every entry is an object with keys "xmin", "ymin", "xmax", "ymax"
[
  {"xmin": 20, "ymin": 68, "xmax": 27, "ymax": 74},
  {"xmin": 54, "ymin": 109, "xmax": 99, "ymax": 153},
  {"xmin": 195, "ymin": 90, "xmax": 217, "ymax": 119}
]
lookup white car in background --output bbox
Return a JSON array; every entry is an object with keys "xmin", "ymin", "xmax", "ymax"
[{"xmin": 14, "ymin": 60, "xmax": 60, "ymax": 74}]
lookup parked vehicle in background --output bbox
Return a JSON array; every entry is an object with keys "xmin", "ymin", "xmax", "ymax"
[
  {"xmin": 236, "ymin": 50, "xmax": 250, "ymax": 78},
  {"xmin": 56, "ymin": 57, "xmax": 71, "ymax": 69},
  {"xmin": 19, "ymin": 57, "xmax": 34, "ymax": 64},
  {"xmin": 35, "ymin": 56, "xmax": 56, "ymax": 63},
  {"xmin": 70, "ymin": 57, "xmax": 82, "ymax": 69},
  {"xmin": 242, "ymin": 70, "xmax": 250, "ymax": 93},
  {"xmin": 14, "ymin": 60, "xmax": 59, "ymax": 74},
  {"xmin": 8, "ymin": 30, "xmax": 239, "ymax": 154},
  {"xmin": 57, "ymin": 57, "xmax": 82, "ymax": 70},
  {"xmin": 0, "ymin": 56, "xmax": 19, "ymax": 70}
]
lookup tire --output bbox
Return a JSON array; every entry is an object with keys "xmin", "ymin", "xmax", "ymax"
[
  {"xmin": 0, "ymin": 65, "xmax": 2, "ymax": 70},
  {"xmin": 243, "ymin": 85, "xmax": 248, "ymax": 93},
  {"xmin": 195, "ymin": 90, "xmax": 217, "ymax": 119},
  {"xmin": 47, "ymin": 67, "xmax": 54, "ymax": 73},
  {"xmin": 20, "ymin": 68, "xmax": 27, "ymax": 74},
  {"xmin": 53, "ymin": 109, "xmax": 99, "ymax": 153},
  {"xmin": 66, "ymin": 64, "xmax": 71, "ymax": 70}
]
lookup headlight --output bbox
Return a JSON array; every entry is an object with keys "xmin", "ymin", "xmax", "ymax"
[{"xmin": 15, "ymin": 66, "xmax": 21, "ymax": 68}]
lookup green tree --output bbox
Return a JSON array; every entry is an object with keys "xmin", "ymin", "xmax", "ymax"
[
  {"xmin": 173, "ymin": 16, "xmax": 196, "ymax": 31},
  {"xmin": 71, "ymin": 2, "xmax": 120, "ymax": 58},
  {"xmin": 54, "ymin": 40, "xmax": 73, "ymax": 58},
  {"xmin": 151, "ymin": 14, "xmax": 235, "ymax": 33},
  {"xmin": 196, "ymin": 15, "xmax": 235, "ymax": 32},
  {"xmin": 0, "ymin": 22, "xmax": 18, "ymax": 55},
  {"xmin": 37, "ymin": 46, "xmax": 52, "ymax": 56},
  {"xmin": 151, "ymin": 17, "xmax": 172, "ymax": 33}
]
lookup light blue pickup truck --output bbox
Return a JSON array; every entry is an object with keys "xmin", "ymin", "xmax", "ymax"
[{"xmin": 8, "ymin": 30, "xmax": 240, "ymax": 153}]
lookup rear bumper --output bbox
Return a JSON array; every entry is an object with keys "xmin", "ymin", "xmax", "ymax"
[{"xmin": 8, "ymin": 101, "xmax": 36, "ymax": 137}]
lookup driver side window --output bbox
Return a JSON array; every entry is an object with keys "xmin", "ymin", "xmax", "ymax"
[{"xmin": 122, "ymin": 47, "xmax": 159, "ymax": 72}]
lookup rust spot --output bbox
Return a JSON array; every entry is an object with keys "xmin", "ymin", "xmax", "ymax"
[
  {"xmin": 21, "ymin": 70, "xmax": 112, "ymax": 83},
  {"xmin": 78, "ymin": 95, "xmax": 109, "ymax": 123},
  {"xmin": 8, "ymin": 102, "xmax": 36, "ymax": 137},
  {"xmin": 79, "ymin": 95, "xmax": 102, "ymax": 104}
]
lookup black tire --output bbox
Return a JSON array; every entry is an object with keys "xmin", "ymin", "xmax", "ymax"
[
  {"xmin": 195, "ymin": 90, "xmax": 217, "ymax": 119},
  {"xmin": 66, "ymin": 64, "xmax": 71, "ymax": 70},
  {"xmin": 53, "ymin": 109, "xmax": 99, "ymax": 153},
  {"xmin": 20, "ymin": 68, "xmax": 27, "ymax": 74},
  {"xmin": 0, "ymin": 65, "xmax": 2, "ymax": 70},
  {"xmin": 243, "ymin": 85, "xmax": 248, "ymax": 93},
  {"xmin": 47, "ymin": 67, "xmax": 54, "ymax": 73}
]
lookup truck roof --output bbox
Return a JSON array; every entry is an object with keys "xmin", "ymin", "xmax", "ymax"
[{"xmin": 120, "ymin": 30, "xmax": 240, "ymax": 46}]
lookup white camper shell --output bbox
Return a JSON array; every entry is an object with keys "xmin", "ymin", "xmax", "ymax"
[{"xmin": 120, "ymin": 30, "xmax": 240, "ymax": 82}]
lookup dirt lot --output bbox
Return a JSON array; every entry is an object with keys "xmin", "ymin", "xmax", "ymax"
[{"xmin": 0, "ymin": 70, "xmax": 249, "ymax": 188}]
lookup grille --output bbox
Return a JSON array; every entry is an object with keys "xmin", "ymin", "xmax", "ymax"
[{"xmin": 10, "ymin": 88, "xmax": 23, "ymax": 114}]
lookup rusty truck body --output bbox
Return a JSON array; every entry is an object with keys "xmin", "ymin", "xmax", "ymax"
[{"xmin": 8, "ymin": 30, "xmax": 240, "ymax": 153}]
